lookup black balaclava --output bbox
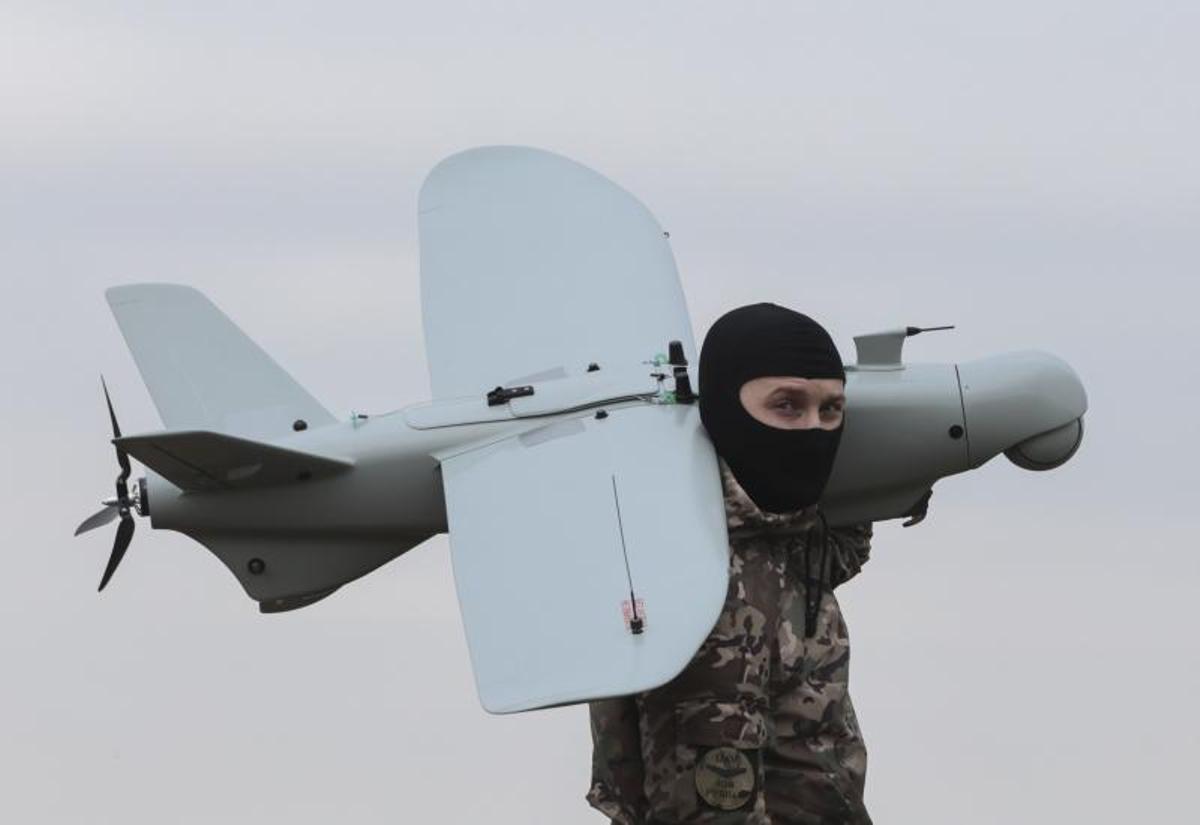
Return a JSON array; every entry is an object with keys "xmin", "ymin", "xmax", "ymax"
[{"xmin": 698, "ymin": 302, "xmax": 847, "ymax": 514}]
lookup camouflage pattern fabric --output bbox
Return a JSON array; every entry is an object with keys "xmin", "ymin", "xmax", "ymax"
[{"xmin": 587, "ymin": 457, "xmax": 873, "ymax": 824}]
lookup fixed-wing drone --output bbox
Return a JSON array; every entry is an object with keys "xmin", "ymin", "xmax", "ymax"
[{"xmin": 77, "ymin": 146, "xmax": 1088, "ymax": 713}]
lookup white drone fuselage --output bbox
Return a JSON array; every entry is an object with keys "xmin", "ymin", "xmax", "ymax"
[{"xmin": 134, "ymin": 343, "xmax": 1085, "ymax": 614}]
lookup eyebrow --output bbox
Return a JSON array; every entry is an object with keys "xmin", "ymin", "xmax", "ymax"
[{"xmin": 769, "ymin": 389, "xmax": 846, "ymax": 404}]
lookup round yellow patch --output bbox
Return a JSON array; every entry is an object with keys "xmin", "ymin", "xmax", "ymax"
[{"xmin": 694, "ymin": 746, "xmax": 755, "ymax": 811}]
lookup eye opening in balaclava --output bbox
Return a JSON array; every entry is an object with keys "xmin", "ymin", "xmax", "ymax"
[{"xmin": 698, "ymin": 302, "xmax": 847, "ymax": 514}]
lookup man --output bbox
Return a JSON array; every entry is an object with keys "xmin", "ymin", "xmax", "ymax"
[{"xmin": 587, "ymin": 302, "xmax": 874, "ymax": 824}]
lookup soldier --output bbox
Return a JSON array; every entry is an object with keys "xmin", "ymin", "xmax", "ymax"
[{"xmin": 587, "ymin": 302, "xmax": 877, "ymax": 824}]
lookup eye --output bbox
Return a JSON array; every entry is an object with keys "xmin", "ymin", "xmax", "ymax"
[{"xmin": 771, "ymin": 397, "xmax": 803, "ymax": 415}]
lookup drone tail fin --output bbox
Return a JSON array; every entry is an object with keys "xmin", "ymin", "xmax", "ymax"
[{"xmin": 105, "ymin": 284, "xmax": 336, "ymax": 439}]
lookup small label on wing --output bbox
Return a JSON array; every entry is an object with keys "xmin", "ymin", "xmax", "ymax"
[{"xmin": 620, "ymin": 598, "xmax": 647, "ymax": 632}]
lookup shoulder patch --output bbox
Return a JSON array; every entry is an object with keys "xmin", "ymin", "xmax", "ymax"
[{"xmin": 694, "ymin": 746, "xmax": 755, "ymax": 811}]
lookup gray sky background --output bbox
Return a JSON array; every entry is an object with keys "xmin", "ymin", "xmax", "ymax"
[{"xmin": 2, "ymin": 2, "xmax": 1196, "ymax": 822}]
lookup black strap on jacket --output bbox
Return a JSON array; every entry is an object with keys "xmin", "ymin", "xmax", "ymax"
[{"xmin": 803, "ymin": 511, "xmax": 832, "ymax": 638}]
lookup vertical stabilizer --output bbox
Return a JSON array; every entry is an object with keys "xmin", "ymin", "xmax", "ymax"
[{"xmin": 106, "ymin": 284, "xmax": 335, "ymax": 439}]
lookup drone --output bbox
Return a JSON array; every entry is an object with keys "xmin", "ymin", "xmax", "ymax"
[{"xmin": 76, "ymin": 146, "xmax": 1088, "ymax": 713}]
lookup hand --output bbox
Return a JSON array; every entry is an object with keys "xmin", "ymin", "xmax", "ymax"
[{"xmin": 901, "ymin": 488, "xmax": 933, "ymax": 527}]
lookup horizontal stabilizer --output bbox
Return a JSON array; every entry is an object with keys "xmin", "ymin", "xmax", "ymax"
[{"xmin": 115, "ymin": 430, "xmax": 353, "ymax": 492}]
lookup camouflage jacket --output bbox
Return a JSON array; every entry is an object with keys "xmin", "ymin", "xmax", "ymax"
[{"xmin": 587, "ymin": 458, "xmax": 874, "ymax": 824}]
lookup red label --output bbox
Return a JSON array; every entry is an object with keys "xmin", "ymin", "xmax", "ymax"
[{"xmin": 621, "ymin": 598, "xmax": 647, "ymax": 630}]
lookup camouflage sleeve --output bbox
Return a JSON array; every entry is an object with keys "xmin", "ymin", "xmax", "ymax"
[
  {"xmin": 632, "ymin": 544, "xmax": 780, "ymax": 823},
  {"xmin": 586, "ymin": 697, "xmax": 648, "ymax": 825},
  {"xmin": 826, "ymin": 521, "xmax": 873, "ymax": 590}
]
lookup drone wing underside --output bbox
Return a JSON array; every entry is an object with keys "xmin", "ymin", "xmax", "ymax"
[{"xmin": 438, "ymin": 403, "xmax": 728, "ymax": 713}]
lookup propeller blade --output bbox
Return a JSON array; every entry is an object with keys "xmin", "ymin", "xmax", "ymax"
[
  {"xmin": 97, "ymin": 516, "xmax": 135, "ymax": 592},
  {"xmin": 101, "ymin": 376, "xmax": 130, "ymax": 480},
  {"xmin": 74, "ymin": 504, "xmax": 119, "ymax": 536}
]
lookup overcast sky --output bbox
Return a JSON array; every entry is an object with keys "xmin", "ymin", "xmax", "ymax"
[{"xmin": 2, "ymin": 2, "xmax": 1197, "ymax": 823}]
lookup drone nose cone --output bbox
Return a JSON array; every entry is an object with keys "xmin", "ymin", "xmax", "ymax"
[
  {"xmin": 956, "ymin": 350, "xmax": 1088, "ymax": 469},
  {"xmin": 1005, "ymin": 416, "xmax": 1085, "ymax": 470}
]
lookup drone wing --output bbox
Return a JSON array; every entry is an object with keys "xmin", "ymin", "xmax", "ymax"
[
  {"xmin": 437, "ymin": 402, "xmax": 728, "ymax": 714},
  {"xmin": 419, "ymin": 146, "xmax": 723, "ymax": 712},
  {"xmin": 419, "ymin": 145, "xmax": 696, "ymax": 399}
]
